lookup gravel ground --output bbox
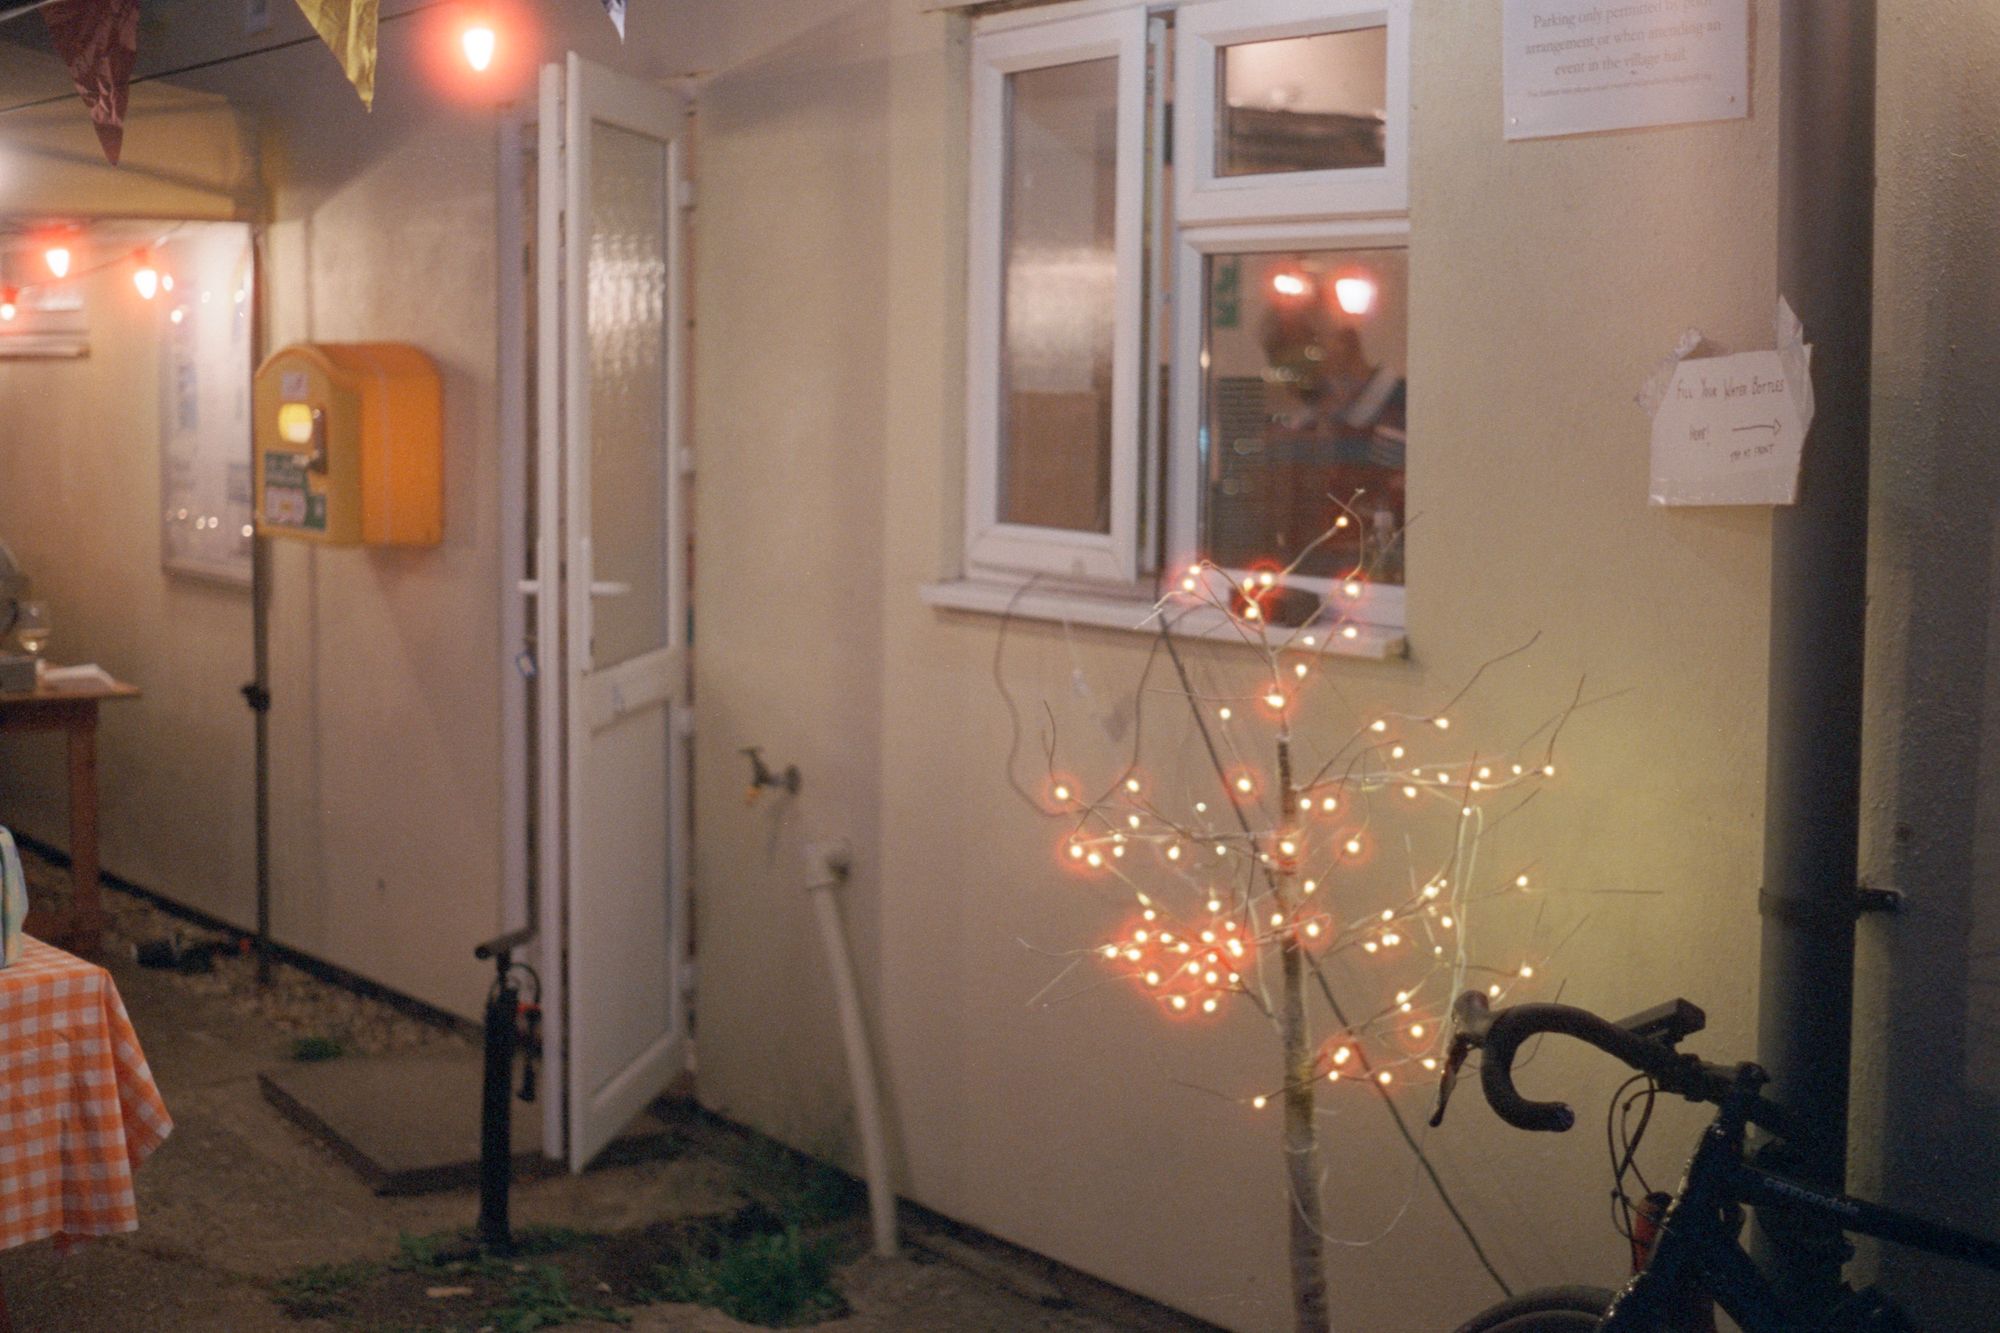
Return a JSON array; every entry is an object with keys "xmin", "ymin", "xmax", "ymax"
[
  {"xmin": 20, "ymin": 846, "xmax": 469, "ymax": 1058},
  {"xmin": 3, "ymin": 850, "xmax": 1216, "ymax": 1332}
]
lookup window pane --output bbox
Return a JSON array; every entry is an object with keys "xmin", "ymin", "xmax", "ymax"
[
  {"xmin": 1000, "ymin": 58, "xmax": 1118, "ymax": 534},
  {"xmin": 1201, "ymin": 248, "xmax": 1406, "ymax": 585},
  {"xmin": 1218, "ymin": 27, "xmax": 1387, "ymax": 177},
  {"xmin": 587, "ymin": 120, "xmax": 671, "ymax": 669}
]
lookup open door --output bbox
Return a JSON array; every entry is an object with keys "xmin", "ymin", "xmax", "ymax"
[{"xmin": 535, "ymin": 52, "xmax": 690, "ymax": 1170}]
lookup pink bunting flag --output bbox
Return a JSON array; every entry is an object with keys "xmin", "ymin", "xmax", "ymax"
[{"xmin": 42, "ymin": 0, "xmax": 142, "ymax": 166}]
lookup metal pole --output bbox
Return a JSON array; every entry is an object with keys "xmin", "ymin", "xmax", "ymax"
[
  {"xmin": 250, "ymin": 533, "xmax": 272, "ymax": 987},
  {"xmin": 1757, "ymin": 0, "xmax": 1876, "ymax": 1307}
]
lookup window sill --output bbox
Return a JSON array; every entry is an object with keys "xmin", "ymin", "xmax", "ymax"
[{"xmin": 919, "ymin": 578, "xmax": 1409, "ymax": 660}]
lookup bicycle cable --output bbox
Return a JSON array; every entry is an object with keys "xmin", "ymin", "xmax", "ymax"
[{"xmin": 1605, "ymin": 1071, "xmax": 1659, "ymax": 1245}]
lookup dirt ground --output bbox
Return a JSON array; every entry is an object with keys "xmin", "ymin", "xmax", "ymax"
[{"xmin": 0, "ymin": 859, "xmax": 1212, "ymax": 1332}]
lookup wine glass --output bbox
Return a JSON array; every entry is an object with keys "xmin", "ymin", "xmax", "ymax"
[{"xmin": 15, "ymin": 601, "xmax": 50, "ymax": 678}]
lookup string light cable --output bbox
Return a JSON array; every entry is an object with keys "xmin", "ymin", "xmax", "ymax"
[{"xmin": 0, "ymin": 0, "xmax": 459, "ymax": 122}]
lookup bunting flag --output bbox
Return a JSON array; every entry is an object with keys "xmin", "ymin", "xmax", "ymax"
[
  {"xmin": 293, "ymin": 0, "xmax": 379, "ymax": 109},
  {"xmin": 41, "ymin": 0, "xmax": 142, "ymax": 166},
  {"xmin": 602, "ymin": 0, "xmax": 626, "ymax": 40}
]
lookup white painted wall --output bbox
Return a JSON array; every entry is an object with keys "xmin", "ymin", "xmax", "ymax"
[
  {"xmin": 4, "ymin": 3, "xmax": 1997, "ymax": 1325},
  {"xmin": 689, "ymin": 3, "xmax": 1780, "ymax": 1328},
  {"xmin": 0, "ymin": 241, "xmax": 258, "ymax": 929},
  {"xmin": 0, "ymin": 6, "xmax": 689, "ymax": 1019}
]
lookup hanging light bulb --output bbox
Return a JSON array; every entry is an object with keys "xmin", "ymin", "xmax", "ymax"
[
  {"xmin": 133, "ymin": 252, "xmax": 160, "ymax": 301},
  {"xmin": 461, "ymin": 16, "xmax": 498, "ymax": 72},
  {"xmin": 0, "ymin": 288, "xmax": 16, "ymax": 322},
  {"xmin": 44, "ymin": 245, "xmax": 70, "ymax": 279}
]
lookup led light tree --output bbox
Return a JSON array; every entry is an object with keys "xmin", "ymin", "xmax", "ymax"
[{"xmin": 1027, "ymin": 523, "xmax": 1564, "ymax": 1333}]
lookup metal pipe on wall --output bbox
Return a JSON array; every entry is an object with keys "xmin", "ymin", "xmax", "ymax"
[{"xmin": 1757, "ymin": 0, "xmax": 1877, "ymax": 1306}]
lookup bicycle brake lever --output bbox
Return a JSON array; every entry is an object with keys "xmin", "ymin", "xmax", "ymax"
[{"xmin": 1429, "ymin": 1033, "xmax": 1473, "ymax": 1128}]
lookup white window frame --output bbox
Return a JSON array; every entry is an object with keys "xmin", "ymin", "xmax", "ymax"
[
  {"xmin": 1175, "ymin": 0, "xmax": 1410, "ymax": 224},
  {"xmin": 937, "ymin": 0, "xmax": 1413, "ymax": 658},
  {"xmin": 1168, "ymin": 217, "xmax": 1410, "ymax": 631},
  {"xmin": 964, "ymin": 11, "xmax": 1150, "ymax": 586}
]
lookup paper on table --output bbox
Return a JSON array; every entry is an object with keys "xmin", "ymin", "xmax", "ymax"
[
  {"xmin": 1640, "ymin": 298, "xmax": 1813, "ymax": 507},
  {"xmin": 41, "ymin": 664, "xmax": 116, "ymax": 692}
]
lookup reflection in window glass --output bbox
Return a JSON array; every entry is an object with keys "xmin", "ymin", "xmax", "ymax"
[
  {"xmin": 1000, "ymin": 59, "xmax": 1118, "ymax": 534},
  {"xmin": 1218, "ymin": 27, "xmax": 1387, "ymax": 177},
  {"xmin": 1201, "ymin": 248, "xmax": 1406, "ymax": 584}
]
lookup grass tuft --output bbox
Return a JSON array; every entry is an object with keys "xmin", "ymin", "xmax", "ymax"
[
  {"xmin": 649, "ymin": 1226, "xmax": 843, "ymax": 1328},
  {"xmin": 290, "ymin": 1035, "xmax": 346, "ymax": 1062},
  {"xmin": 272, "ymin": 1259, "xmax": 378, "ymax": 1318}
]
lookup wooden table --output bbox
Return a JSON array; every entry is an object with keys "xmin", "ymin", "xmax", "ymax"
[{"xmin": 0, "ymin": 676, "xmax": 140, "ymax": 957}]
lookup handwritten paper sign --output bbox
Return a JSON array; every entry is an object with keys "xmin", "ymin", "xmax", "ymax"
[
  {"xmin": 1503, "ymin": 0, "xmax": 1749, "ymax": 140},
  {"xmin": 1640, "ymin": 300, "xmax": 1813, "ymax": 506}
]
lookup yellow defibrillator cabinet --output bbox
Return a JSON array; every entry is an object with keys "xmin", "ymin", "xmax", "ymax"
[{"xmin": 252, "ymin": 343, "xmax": 443, "ymax": 546}]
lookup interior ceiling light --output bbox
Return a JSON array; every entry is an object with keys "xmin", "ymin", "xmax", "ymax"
[
  {"xmin": 44, "ymin": 245, "xmax": 70, "ymax": 279},
  {"xmin": 133, "ymin": 252, "xmax": 160, "ymax": 300},
  {"xmin": 1333, "ymin": 275, "xmax": 1377, "ymax": 316},
  {"xmin": 0, "ymin": 288, "xmax": 17, "ymax": 321},
  {"xmin": 1271, "ymin": 271, "xmax": 1309, "ymax": 298}
]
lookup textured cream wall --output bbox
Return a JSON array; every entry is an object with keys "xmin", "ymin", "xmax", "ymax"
[
  {"xmin": 1853, "ymin": 2, "xmax": 2000, "ymax": 1324},
  {"xmin": 692, "ymin": 2, "xmax": 1780, "ymax": 1328},
  {"xmin": 0, "ymin": 20, "xmax": 515, "ymax": 1019},
  {"xmin": 0, "ymin": 252, "xmax": 258, "ymax": 927}
]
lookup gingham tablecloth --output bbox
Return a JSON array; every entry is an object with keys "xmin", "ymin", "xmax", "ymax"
[{"xmin": 0, "ymin": 936, "xmax": 171, "ymax": 1251}]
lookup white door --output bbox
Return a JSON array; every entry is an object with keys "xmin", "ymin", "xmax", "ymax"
[{"xmin": 535, "ymin": 52, "xmax": 689, "ymax": 1170}]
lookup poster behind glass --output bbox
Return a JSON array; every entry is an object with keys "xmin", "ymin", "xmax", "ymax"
[{"xmin": 158, "ymin": 224, "xmax": 254, "ymax": 585}]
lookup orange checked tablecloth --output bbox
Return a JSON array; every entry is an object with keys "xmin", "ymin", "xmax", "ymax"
[{"xmin": 0, "ymin": 937, "xmax": 171, "ymax": 1251}]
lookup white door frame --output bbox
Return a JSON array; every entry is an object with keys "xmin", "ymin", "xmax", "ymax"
[{"xmin": 523, "ymin": 52, "xmax": 692, "ymax": 1169}]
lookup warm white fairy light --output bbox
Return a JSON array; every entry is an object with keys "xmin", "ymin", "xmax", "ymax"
[{"xmin": 1054, "ymin": 531, "xmax": 1569, "ymax": 1311}]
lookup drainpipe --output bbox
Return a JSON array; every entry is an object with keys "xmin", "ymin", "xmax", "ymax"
[{"xmin": 1756, "ymin": 0, "xmax": 1876, "ymax": 1306}]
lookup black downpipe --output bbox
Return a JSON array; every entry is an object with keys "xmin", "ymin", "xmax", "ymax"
[{"xmin": 1756, "ymin": 1, "xmax": 1876, "ymax": 1306}]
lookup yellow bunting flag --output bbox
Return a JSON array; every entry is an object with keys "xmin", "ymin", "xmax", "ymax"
[
  {"xmin": 41, "ymin": 0, "xmax": 142, "ymax": 165},
  {"xmin": 292, "ymin": 0, "xmax": 380, "ymax": 109}
]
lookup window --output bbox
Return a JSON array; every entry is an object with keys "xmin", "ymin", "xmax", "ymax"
[{"xmin": 939, "ymin": 0, "xmax": 1412, "ymax": 653}]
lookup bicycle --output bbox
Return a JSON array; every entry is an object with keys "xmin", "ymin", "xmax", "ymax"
[{"xmin": 1429, "ymin": 990, "xmax": 2000, "ymax": 1331}]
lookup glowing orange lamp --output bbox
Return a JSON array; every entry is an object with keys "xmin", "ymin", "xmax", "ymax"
[{"xmin": 461, "ymin": 17, "xmax": 497, "ymax": 72}]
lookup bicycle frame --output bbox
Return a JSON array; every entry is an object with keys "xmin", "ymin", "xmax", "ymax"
[{"xmin": 1601, "ymin": 1067, "xmax": 2000, "ymax": 1332}]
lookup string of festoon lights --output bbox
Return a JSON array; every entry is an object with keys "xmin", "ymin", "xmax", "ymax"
[
  {"xmin": 0, "ymin": 223, "xmax": 188, "ymax": 324},
  {"xmin": 1040, "ymin": 505, "xmax": 1567, "ymax": 1115}
]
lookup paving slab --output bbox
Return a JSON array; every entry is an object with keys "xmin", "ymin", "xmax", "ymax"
[{"xmin": 260, "ymin": 1048, "xmax": 680, "ymax": 1195}]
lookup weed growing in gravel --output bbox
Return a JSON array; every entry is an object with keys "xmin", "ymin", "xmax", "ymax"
[
  {"xmin": 272, "ymin": 1259, "xmax": 380, "ymax": 1318},
  {"xmin": 648, "ymin": 1225, "xmax": 843, "ymax": 1327}
]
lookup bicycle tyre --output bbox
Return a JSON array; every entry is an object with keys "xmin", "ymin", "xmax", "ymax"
[{"xmin": 1451, "ymin": 1285, "xmax": 1615, "ymax": 1333}]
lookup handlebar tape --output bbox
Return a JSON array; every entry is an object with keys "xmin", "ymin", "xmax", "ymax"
[{"xmin": 1478, "ymin": 1002, "xmax": 1692, "ymax": 1133}]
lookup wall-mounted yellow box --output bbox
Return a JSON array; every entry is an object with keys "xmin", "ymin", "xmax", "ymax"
[{"xmin": 253, "ymin": 343, "xmax": 443, "ymax": 546}]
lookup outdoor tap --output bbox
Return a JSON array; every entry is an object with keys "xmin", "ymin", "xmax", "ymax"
[{"xmin": 741, "ymin": 746, "xmax": 801, "ymax": 804}]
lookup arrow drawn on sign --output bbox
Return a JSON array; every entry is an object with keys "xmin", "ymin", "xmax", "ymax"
[{"xmin": 1733, "ymin": 420, "xmax": 1781, "ymax": 435}]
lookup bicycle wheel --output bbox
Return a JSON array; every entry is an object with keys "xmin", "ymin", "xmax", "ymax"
[{"xmin": 1452, "ymin": 1285, "xmax": 1614, "ymax": 1332}]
